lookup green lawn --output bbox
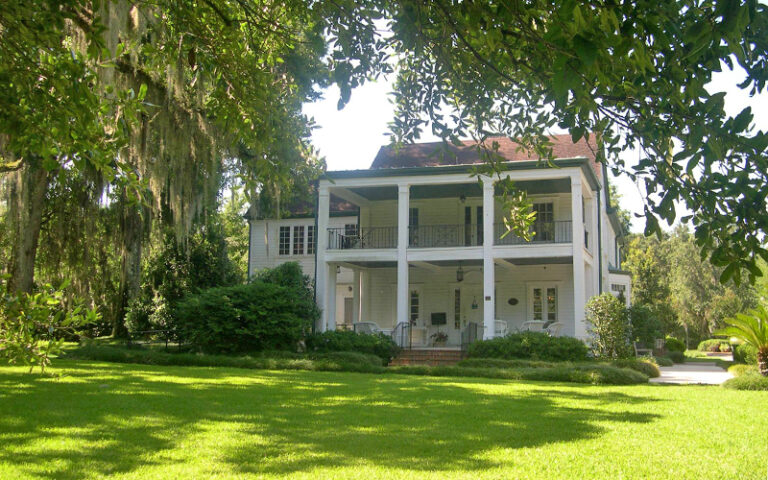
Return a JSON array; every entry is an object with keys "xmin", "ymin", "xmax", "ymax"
[{"xmin": 0, "ymin": 360, "xmax": 764, "ymax": 479}]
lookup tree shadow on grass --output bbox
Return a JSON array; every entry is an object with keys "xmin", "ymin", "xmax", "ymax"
[{"xmin": 0, "ymin": 362, "xmax": 662, "ymax": 479}]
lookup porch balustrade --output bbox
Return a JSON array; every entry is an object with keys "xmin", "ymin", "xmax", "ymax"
[
  {"xmin": 494, "ymin": 220, "xmax": 572, "ymax": 245},
  {"xmin": 327, "ymin": 226, "xmax": 398, "ymax": 250},
  {"xmin": 327, "ymin": 220, "xmax": 573, "ymax": 250}
]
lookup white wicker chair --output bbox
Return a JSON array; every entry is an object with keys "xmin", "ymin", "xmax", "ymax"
[
  {"xmin": 546, "ymin": 322, "xmax": 564, "ymax": 337},
  {"xmin": 522, "ymin": 320, "xmax": 546, "ymax": 332},
  {"xmin": 494, "ymin": 320, "xmax": 508, "ymax": 337}
]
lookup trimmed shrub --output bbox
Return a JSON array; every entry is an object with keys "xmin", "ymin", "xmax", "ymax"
[
  {"xmin": 718, "ymin": 343, "xmax": 732, "ymax": 352},
  {"xmin": 611, "ymin": 358, "xmax": 661, "ymax": 378},
  {"xmin": 304, "ymin": 330, "xmax": 400, "ymax": 363},
  {"xmin": 458, "ymin": 358, "xmax": 559, "ymax": 369},
  {"xmin": 664, "ymin": 336, "xmax": 686, "ymax": 353},
  {"xmin": 66, "ymin": 345, "xmax": 647, "ymax": 385},
  {"xmin": 654, "ymin": 356, "xmax": 674, "ymax": 367},
  {"xmin": 696, "ymin": 338, "xmax": 730, "ymax": 352},
  {"xmin": 174, "ymin": 264, "xmax": 319, "ymax": 353},
  {"xmin": 466, "ymin": 332, "xmax": 588, "ymax": 362},
  {"xmin": 585, "ymin": 293, "xmax": 632, "ymax": 359},
  {"xmin": 734, "ymin": 343, "xmax": 758, "ymax": 365},
  {"xmin": 728, "ymin": 364, "xmax": 759, "ymax": 377},
  {"xmin": 667, "ymin": 350, "xmax": 685, "ymax": 363},
  {"xmin": 722, "ymin": 374, "xmax": 768, "ymax": 391}
]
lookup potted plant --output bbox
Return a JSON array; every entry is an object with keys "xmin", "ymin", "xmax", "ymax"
[{"xmin": 431, "ymin": 331, "xmax": 448, "ymax": 347}]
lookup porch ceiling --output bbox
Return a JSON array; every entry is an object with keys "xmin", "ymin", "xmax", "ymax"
[
  {"xmin": 500, "ymin": 256, "xmax": 573, "ymax": 265},
  {"xmin": 344, "ymin": 178, "xmax": 570, "ymax": 202}
]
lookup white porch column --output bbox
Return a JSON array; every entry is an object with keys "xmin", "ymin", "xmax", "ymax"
[
  {"xmin": 352, "ymin": 269, "xmax": 361, "ymax": 324},
  {"xmin": 482, "ymin": 177, "xmax": 495, "ymax": 339},
  {"xmin": 396, "ymin": 184, "xmax": 410, "ymax": 326},
  {"xmin": 326, "ymin": 263, "xmax": 337, "ymax": 331},
  {"xmin": 571, "ymin": 174, "xmax": 587, "ymax": 339},
  {"xmin": 588, "ymin": 195, "xmax": 600, "ymax": 298},
  {"xmin": 316, "ymin": 185, "xmax": 330, "ymax": 331}
]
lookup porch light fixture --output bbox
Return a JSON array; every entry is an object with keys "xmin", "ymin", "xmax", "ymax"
[{"xmin": 456, "ymin": 264, "xmax": 464, "ymax": 282}]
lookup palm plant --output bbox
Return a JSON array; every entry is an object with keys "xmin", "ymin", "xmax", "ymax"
[{"xmin": 716, "ymin": 306, "xmax": 768, "ymax": 376}]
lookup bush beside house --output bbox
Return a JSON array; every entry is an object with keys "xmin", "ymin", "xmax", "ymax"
[
  {"xmin": 466, "ymin": 332, "xmax": 588, "ymax": 362},
  {"xmin": 174, "ymin": 263, "xmax": 319, "ymax": 353},
  {"xmin": 585, "ymin": 293, "xmax": 633, "ymax": 359},
  {"xmin": 304, "ymin": 330, "xmax": 400, "ymax": 364}
]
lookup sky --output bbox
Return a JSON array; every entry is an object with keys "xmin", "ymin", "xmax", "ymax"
[{"xmin": 302, "ymin": 66, "xmax": 768, "ymax": 234}]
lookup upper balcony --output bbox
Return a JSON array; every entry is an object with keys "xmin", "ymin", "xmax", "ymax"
[{"xmin": 327, "ymin": 220, "xmax": 573, "ymax": 250}]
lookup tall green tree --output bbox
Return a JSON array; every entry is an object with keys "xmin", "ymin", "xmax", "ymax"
[{"xmin": 376, "ymin": 0, "xmax": 768, "ymax": 280}]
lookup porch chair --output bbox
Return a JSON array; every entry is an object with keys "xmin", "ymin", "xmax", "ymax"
[
  {"xmin": 545, "ymin": 322, "xmax": 564, "ymax": 337},
  {"xmin": 521, "ymin": 320, "xmax": 546, "ymax": 332},
  {"xmin": 354, "ymin": 322, "xmax": 382, "ymax": 335},
  {"xmin": 494, "ymin": 320, "xmax": 508, "ymax": 337}
]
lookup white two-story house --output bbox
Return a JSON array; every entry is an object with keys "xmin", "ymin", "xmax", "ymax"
[{"xmin": 248, "ymin": 135, "xmax": 631, "ymax": 348}]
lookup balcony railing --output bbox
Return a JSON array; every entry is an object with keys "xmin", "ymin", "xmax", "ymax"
[
  {"xmin": 409, "ymin": 224, "xmax": 483, "ymax": 248},
  {"xmin": 494, "ymin": 221, "xmax": 572, "ymax": 245},
  {"xmin": 327, "ymin": 221, "xmax": 573, "ymax": 250},
  {"xmin": 327, "ymin": 226, "xmax": 397, "ymax": 250}
]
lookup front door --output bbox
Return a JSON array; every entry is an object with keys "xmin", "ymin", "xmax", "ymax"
[{"xmin": 449, "ymin": 285, "xmax": 482, "ymax": 345}]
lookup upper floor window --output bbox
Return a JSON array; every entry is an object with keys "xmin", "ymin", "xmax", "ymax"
[
  {"xmin": 279, "ymin": 226, "xmax": 291, "ymax": 255},
  {"xmin": 532, "ymin": 202, "xmax": 554, "ymax": 241},
  {"xmin": 307, "ymin": 226, "xmax": 315, "ymax": 254},
  {"xmin": 293, "ymin": 226, "xmax": 304, "ymax": 255},
  {"xmin": 278, "ymin": 224, "xmax": 313, "ymax": 256}
]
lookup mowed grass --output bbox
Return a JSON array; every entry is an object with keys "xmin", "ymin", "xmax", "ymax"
[{"xmin": 0, "ymin": 360, "xmax": 765, "ymax": 480}]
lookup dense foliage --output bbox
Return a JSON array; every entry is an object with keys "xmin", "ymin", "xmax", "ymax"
[
  {"xmin": 466, "ymin": 332, "xmax": 588, "ymax": 362},
  {"xmin": 174, "ymin": 263, "xmax": 318, "ymax": 353},
  {"xmin": 623, "ymin": 227, "xmax": 759, "ymax": 346},
  {"xmin": 304, "ymin": 330, "xmax": 400, "ymax": 364},
  {"xmin": 697, "ymin": 339, "xmax": 731, "ymax": 352},
  {"xmin": 628, "ymin": 304, "xmax": 663, "ymax": 346},
  {"xmin": 0, "ymin": 277, "xmax": 98, "ymax": 372},
  {"xmin": 664, "ymin": 336, "xmax": 686, "ymax": 353},
  {"xmin": 734, "ymin": 343, "xmax": 758, "ymax": 365},
  {"xmin": 585, "ymin": 293, "xmax": 633, "ymax": 359}
]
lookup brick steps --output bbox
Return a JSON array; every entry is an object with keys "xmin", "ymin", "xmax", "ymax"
[{"xmin": 389, "ymin": 349, "xmax": 466, "ymax": 366}]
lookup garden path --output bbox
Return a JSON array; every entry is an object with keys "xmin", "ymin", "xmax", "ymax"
[{"xmin": 650, "ymin": 362, "xmax": 732, "ymax": 385}]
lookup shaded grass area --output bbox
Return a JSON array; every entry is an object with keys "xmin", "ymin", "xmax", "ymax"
[
  {"xmin": 0, "ymin": 360, "xmax": 766, "ymax": 479},
  {"xmin": 65, "ymin": 344, "xmax": 648, "ymax": 385}
]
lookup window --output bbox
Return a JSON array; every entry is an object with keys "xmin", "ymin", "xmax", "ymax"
[
  {"xmin": 612, "ymin": 284, "xmax": 627, "ymax": 304},
  {"xmin": 532, "ymin": 202, "xmax": 554, "ymax": 241},
  {"xmin": 409, "ymin": 208, "xmax": 419, "ymax": 246},
  {"xmin": 293, "ymin": 226, "xmax": 304, "ymax": 255},
  {"xmin": 530, "ymin": 285, "xmax": 558, "ymax": 324},
  {"xmin": 279, "ymin": 226, "xmax": 290, "ymax": 255},
  {"xmin": 454, "ymin": 288, "xmax": 461, "ymax": 329},
  {"xmin": 307, "ymin": 226, "xmax": 315, "ymax": 254},
  {"xmin": 410, "ymin": 290, "xmax": 420, "ymax": 324}
]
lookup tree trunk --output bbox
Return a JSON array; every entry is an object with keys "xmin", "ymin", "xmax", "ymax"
[
  {"xmin": 114, "ymin": 198, "xmax": 144, "ymax": 338},
  {"xmin": 7, "ymin": 157, "xmax": 50, "ymax": 293},
  {"xmin": 759, "ymin": 349, "xmax": 768, "ymax": 377}
]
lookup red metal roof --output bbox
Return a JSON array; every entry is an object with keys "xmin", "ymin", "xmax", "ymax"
[{"xmin": 371, "ymin": 134, "xmax": 602, "ymax": 178}]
